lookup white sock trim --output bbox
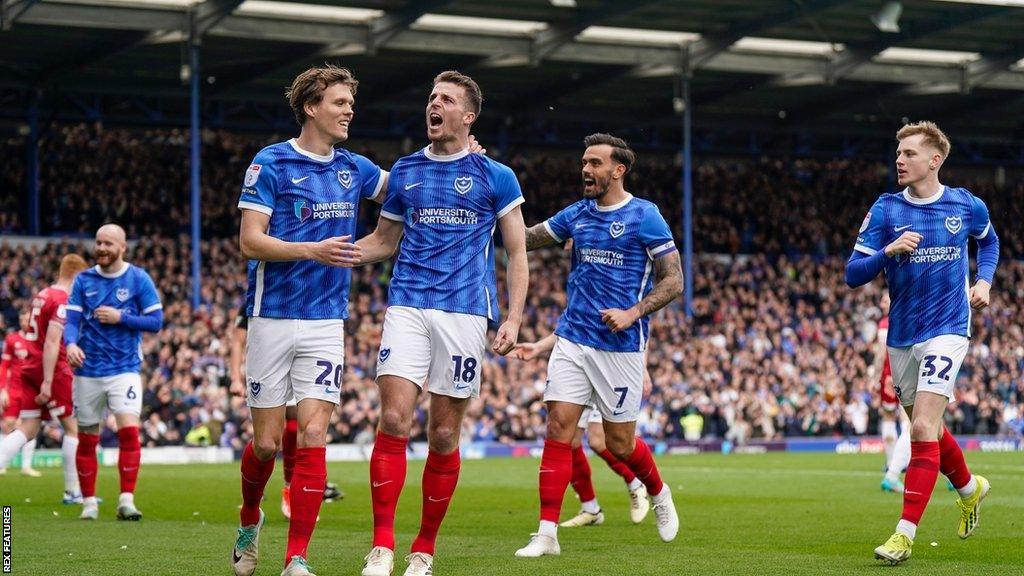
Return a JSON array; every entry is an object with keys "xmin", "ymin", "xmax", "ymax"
[
  {"xmin": 896, "ymin": 519, "xmax": 916, "ymax": 540},
  {"xmin": 627, "ymin": 478, "xmax": 643, "ymax": 491},
  {"xmin": 956, "ymin": 475, "xmax": 977, "ymax": 499},
  {"xmin": 538, "ymin": 520, "xmax": 558, "ymax": 538},
  {"xmin": 580, "ymin": 499, "xmax": 600, "ymax": 514}
]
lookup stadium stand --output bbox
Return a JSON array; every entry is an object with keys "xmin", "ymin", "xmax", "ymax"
[{"xmin": 1, "ymin": 124, "xmax": 1022, "ymax": 447}]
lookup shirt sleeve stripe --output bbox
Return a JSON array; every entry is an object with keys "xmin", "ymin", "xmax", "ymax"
[
  {"xmin": 971, "ymin": 221, "xmax": 991, "ymax": 239},
  {"xmin": 496, "ymin": 196, "xmax": 525, "ymax": 219},
  {"xmin": 65, "ymin": 305, "xmax": 83, "ymax": 312},
  {"xmin": 854, "ymin": 244, "xmax": 878, "ymax": 256},
  {"xmin": 238, "ymin": 201, "xmax": 274, "ymax": 216},
  {"xmin": 647, "ymin": 241, "xmax": 677, "ymax": 258},
  {"xmin": 142, "ymin": 303, "xmax": 163, "ymax": 314},
  {"xmin": 542, "ymin": 220, "xmax": 563, "ymax": 243},
  {"xmin": 369, "ymin": 168, "xmax": 387, "ymax": 201},
  {"xmin": 380, "ymin": 210, "xmax": 403, "ymax": 222}
]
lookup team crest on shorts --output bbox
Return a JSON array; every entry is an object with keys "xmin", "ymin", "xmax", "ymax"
[
  {"xmin": 378, "ymin": 348, "xmax": 391, "ymax": 363},
  {"xmin": 945, "ymin": 216, "xmax": 962, "ymax": 234},
  {"xmin": 609, "ymin": 221, "xmax": 626, "ymax": 238},
  {"xmin": 116, "ymin": 288, "xmax": 130, "ymax": 302},
  {"xmin": 338, "ymin": 170, "xmax": 352, "ymax": 189},
  {"xmin": 454, "ymin": 176, "xmax": 473, "ymax": 194},
  {"xmin": 248, "ymin": 378, "xmax": 261, "ymax": 397}
]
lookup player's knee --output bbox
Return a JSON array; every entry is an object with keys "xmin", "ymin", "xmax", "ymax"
[
  {"xmin": 605, "ymin": 435, "xmax": 635, "ymax": 460},
  {"xmin": 588, "ymin": 435, "xmax": 606, "ymax": 453},
  {"xmin": 252, "ymin": 437, "xmax": 280, "ymax": 460},
  {"xmin": 546, "ymin": 417, "xmax": 575, "ymax": 443},
  {"xmin": 428, "ymin": 423, "xmax": 460, "ymax": 453},
  {"xmin": 297, "ymin": 422, "xmax": 328, "ymax": 447},
  {"xmin": 909, "ymin": 418, "xmax": 938, "ymax": 441},
  {"xmin": 378, "ymin": 407, "xmax": 412, "ymax": 437}
]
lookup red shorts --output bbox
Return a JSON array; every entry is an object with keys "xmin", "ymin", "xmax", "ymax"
[
  {"xmin": 18, "ymin": 365, "xmax": 74, "ymax": 421},
  {"xmin": 2, "ymin": 382, "xmax": 21, "ymax": 420}
]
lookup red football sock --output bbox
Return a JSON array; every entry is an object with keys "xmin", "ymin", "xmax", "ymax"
[
  {"xmin": 285, "ymin": 447, "xmax": 326, "ymax": 563},
  {"xmin": 901, "ymin": 441, "xmax": 940, "ymax": 526},
  {"xmin": 411, "ymin": 450, "xmax": 461, "ymax": 555},
  {"xmin": 76, "ymin": 432, "xmax": 100, "ymax": 498},
  {"xmin": 282, "ymin": 418, "xmax": 298, "ymax": 484},
  {"xmin": 539, "ymin": 439, "xmax": 573, "ymax": 523},
  {"xmin": 117, "ymin": 427, "xmax": 141, "ymax": 494},
  {"xmin": 370, "ymin": 432, "xmax": 408, "ymax": 550},
  {"xmin": 624, "ymin": 440, "xmax": 664, "ymax": 496},
  {"xmin": 938, "ymin": 426, "xmax": 972, "ymax": 490},
  {"xmin": 570, "ymin": 446, "xmax": 596, "ymax": 503},
  {"xmin": 597, "ymin": 447, "xmax": 636, "ymax": 484},
  {"xmin": 240, "ymin": 442, "xmax": 276, "ymax": 526}
]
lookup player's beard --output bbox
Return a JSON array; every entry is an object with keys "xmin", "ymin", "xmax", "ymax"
[{"xmin": 582, "ymin": 175, "xmax": 610, "ymax": 200}]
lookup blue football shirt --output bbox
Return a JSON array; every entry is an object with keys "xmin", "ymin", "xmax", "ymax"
[
  {"xmin": 65, "ymin": 264, "xmax": 162, "ymax": 377},
  {"xmin": 238, "ymin": 139, "xmax": 384, "ymax": 320},
  {"xmin": 854, "ymin": 186, "xmax": 995, "ymax": 347},
  {"xmin": 545, "ymin": 194, "xmax": 676, "ymax": 353},
  {"xmin": 380, "ymin": 147, "xmax": 524, "ymax": 323}
]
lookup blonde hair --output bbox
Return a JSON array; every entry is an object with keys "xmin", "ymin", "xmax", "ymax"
[{"xmin": 896, "ymin": 121, "xmax": 951, "ymax": 158}]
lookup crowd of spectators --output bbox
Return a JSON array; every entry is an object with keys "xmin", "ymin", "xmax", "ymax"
[{"xmin": 1, "ymin": 123, "xmax": 1022, "ymax": 449}]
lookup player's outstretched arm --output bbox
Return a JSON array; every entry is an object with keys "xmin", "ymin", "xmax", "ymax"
[
  {"xmin": 355, "ymin": 216, "xmax": 404, "ymax": 265},
  {"xmin": 601, "ymin": 251, "xmax": 683, "ymax": 333},
  {"xmin": 524, "ymin": 222, "xmax": 560, "ymax": 251},
  {"xmin": 493, "ymin": 206, "xmax": 528, "ymax": 355},
  {"xmin": 240, "ymin": 210, "xmax": 361, "ymax": 267},
  {"xmin": 509, "ymin": 332, "xmax": 557, "ymax": 361}
]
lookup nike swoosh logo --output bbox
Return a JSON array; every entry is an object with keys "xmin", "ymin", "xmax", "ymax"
[
  {"xmin": 86, "ymin": 291, "xmax": 98, "ymax": 297},
  {"xmin": 926, "ymin": 379, "xmax": 946, "ymax": 386},
  {"xmin": 905, "ymin": 490, "xmax": 923, "ymax": 496},
  {"xmin": 121, "ymin": 467, "xmax": 137, "ymax": 472},
  {"xmin": 291, "ymin": 176, "xmax": 310, "ymax": 184},
  {"xmin": 405, "ymin": 182, "xmax": 423, "ymax": 190},
  {"xmin": 372, "ymin": 480, "xmax": 393, "ymax": 488},
  {"xmin": 454, "ymin": 384, "xmax": 470, "ymax": 390},
  {"xmin": 612, "ymin": 410, "xmax": 626, "ymax": 416},
  {"xmin": 302, "ymin": 486, "xmax": 321, "ymax": 493},
  {"xmin": 894, "ymin": 225, "xmax": 912, "ymax": 232},
  {"xmin": 233, "ymin": 549, "xmax": 243, "ymax": 564},
  {"xmin": 427, "ymin": 496, "xmax": 450, "ymax": 503},
  {"xmin": 539, "ymin": 468, "xmax": 554, "ymax": 474}
]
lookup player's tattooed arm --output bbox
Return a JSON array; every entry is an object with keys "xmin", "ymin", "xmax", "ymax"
[
  {"xmin": 636, "ymin": 250, "xmax": 683, "ymax": 317},
  {"xmin": 600, "ymin": 251, "xmax": 682, "ymax": 333},
  {"xmin": 525, "ymin": 223, "xmax": 559, "ymax": 251}
]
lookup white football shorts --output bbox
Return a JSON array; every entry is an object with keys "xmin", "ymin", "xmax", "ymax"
[
  {"xmin": 576, "ymin": 404, "xmax": 604, "ymax": 429},
  {"xmin": 375, "ymin": 306, "xmax": 487, "ymax": 399},
  {"xmin": 888, "ymin": 334, "xmax": 969, "ymax": 407},
  {"xmin": 545, "ymin": 337, "xmax": 644, "ymax": 423},
  {"xmin": 73, "ymin": 373, "xmax": 143, "ymax": 427},
  {"xmin": 245, "ymin": 318, "xmax": 345, "ymax": 409}
]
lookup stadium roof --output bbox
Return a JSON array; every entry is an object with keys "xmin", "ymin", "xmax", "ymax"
[{"xmin": 2, "ymin": 0, "xmax": 1024, "ymax": 145}]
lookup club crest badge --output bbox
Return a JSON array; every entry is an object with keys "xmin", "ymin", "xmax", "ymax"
[
  {"xmin": 454, "ymin": 176, "xmax": 473, "ymax": 194},
  {"xmin": 116, "ymin": 288, "xmax": 130, "ymax": 302},
  {"xmin": 609, "ymin": 221, "xmax": 626, "ymax": 238},
  {"xmin": 338, "ymin": 170, "xmax": 352, "ymax": 189},
  {"xmin": 378, "ymin": 348, "xmax": 391, "ymax": 363},
  {"xmin": 944, "ymin": 216, "xmax": 962, "ymax": 234}
]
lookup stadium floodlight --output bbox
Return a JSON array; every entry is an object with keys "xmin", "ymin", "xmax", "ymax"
[
  {"xmin": 550, "ymin": 0, "xmax": 577, "ymax": 6},
  {"xmin": 871, "ymin": 1, "xmax": 903, "ymax": 33}
]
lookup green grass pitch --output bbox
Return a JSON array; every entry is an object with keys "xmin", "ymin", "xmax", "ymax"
[{"xmin": 3, "ymin": 452, "xmax": 1021, "ymax": 575}]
